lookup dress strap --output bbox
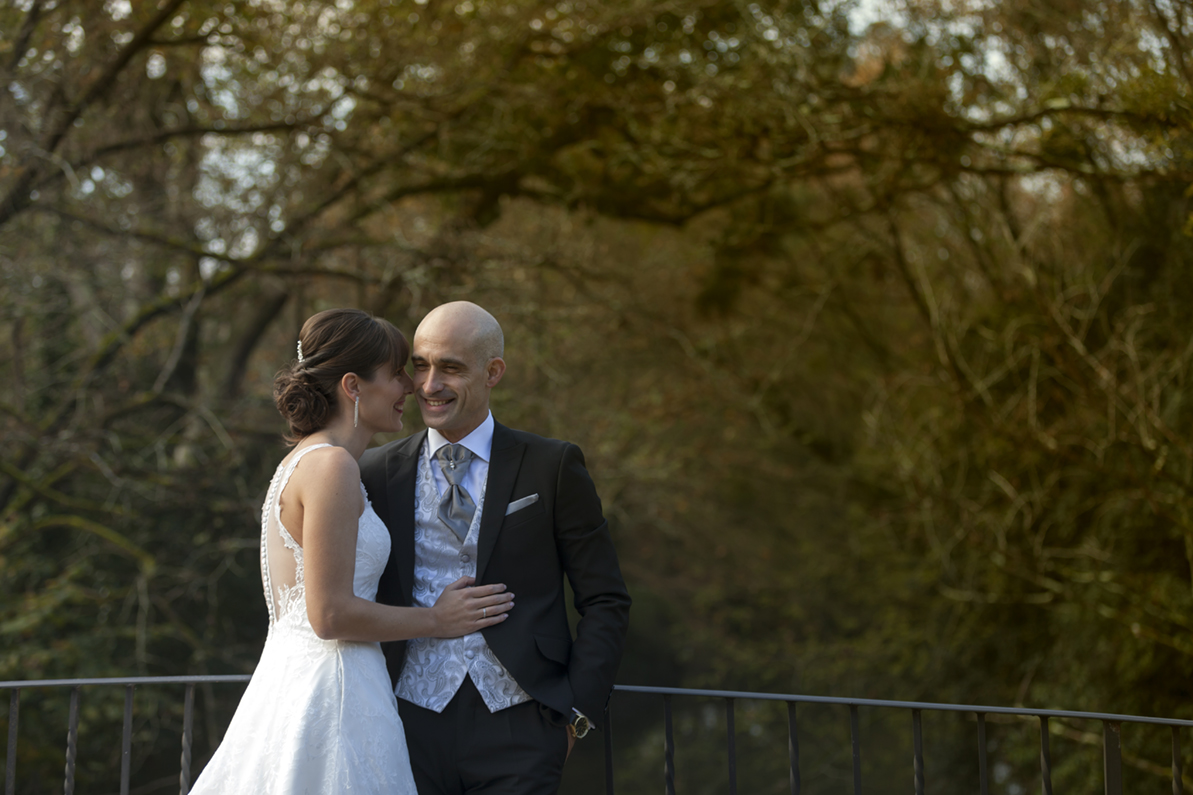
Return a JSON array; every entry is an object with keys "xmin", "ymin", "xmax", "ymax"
[
  {"xmin": 260, "ymin": 443, "xmax": 334, "ymax": 626},
  {"xmin": 272, "ymin": 443, "xmax": 334, "ymax": 550}
]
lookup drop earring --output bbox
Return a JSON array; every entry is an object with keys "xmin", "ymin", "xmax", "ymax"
[{"xmin": 354, "ymin": 395, "xmax": 359, "ymax": 428}]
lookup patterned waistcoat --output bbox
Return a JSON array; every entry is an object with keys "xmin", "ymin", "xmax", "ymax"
[{"xmin": 394, "ymin": 443, "xmax": 531, "ymax": 713}]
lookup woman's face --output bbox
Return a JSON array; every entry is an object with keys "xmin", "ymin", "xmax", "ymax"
[{"xmin": 356, "ymin": 361, "xmax": 415, "ymax": 433}]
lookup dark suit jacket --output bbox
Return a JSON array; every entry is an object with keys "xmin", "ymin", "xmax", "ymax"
[{"xmin": 359, "ymin": 422, "xmax": 631, "ymax": 727}]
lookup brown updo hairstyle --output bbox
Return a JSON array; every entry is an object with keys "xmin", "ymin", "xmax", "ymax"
[{"xmin": 273, "ymin": 309, "xmax": 409, "ymax": 443}]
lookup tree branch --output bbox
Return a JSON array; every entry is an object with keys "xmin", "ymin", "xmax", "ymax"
[
  {"xmin": 0, "ymin": 0, "xmax": 189, "ymax": 227},
  {"xmin": 28, "ymin": 514, "xmax": 155, "ymax": 572}
]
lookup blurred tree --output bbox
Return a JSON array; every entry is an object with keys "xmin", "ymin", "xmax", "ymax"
[{"xmin": 4, "ymin": 0, "xmax": 1193, "ymax": 792}]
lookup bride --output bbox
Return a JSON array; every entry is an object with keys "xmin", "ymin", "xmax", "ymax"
[{"xmin": 190, "ymin": 308, "xmax": 514, "ymax": 793}]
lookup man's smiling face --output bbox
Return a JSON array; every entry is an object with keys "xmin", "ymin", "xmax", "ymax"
[{"xmin": 410, "ymin": 305, "xmax": 504, "ymax": 442}]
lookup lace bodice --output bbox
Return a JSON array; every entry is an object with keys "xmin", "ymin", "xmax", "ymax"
[{"xmin": 259, "ymin": 444, "xmax": 392, "ymax": 637}]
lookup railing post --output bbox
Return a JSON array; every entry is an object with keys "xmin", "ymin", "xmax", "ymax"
[
  {"xmin": 1103, "ymin": 721, "xmax": 1123, "ymax": 795},
  {"xmin": 5, "ymin": 689, "xmax": 18, "ymax": 795},
  {"xmin": 912, "ymin": 709, "xmax": 924, "ymax": 795},
  {"xmin": 604, "ymin": 700, "xmax": 614, "ymax": 795},
  {"xmin": 725, "ymin": 698, "xmax": 737, "ymax": 795},
  {"xmin": 787, "ymin": 701, "xmax": 800, "ymax": 795},
  {"xmin": 1174, "ymin": 727, "xmax": 1184, "ymax": 795},
  {"xmin": 1039, "ymin": 716, "xmax": 1053, "ymax": 795},
  {"xmin": 976, "ymin": 712, "xmax": 989, "ymax": 795},
  {"xmin": 121, "ymin": 685, "xmax": 134, "ymax": 795},
  {"xmin": 663, "ymin": 694, "xmax": 675, "ymax": 795},
  {"xmin": 63, "ymin": 686, "xmax": 80, "ymax": 795},
  {"xmin": 179, "ymin": 684, "xmax": 195, "ymax": 794},
  {"xmin": 850, "ymin": 704, "xmax": 862, "ymax": 795}
]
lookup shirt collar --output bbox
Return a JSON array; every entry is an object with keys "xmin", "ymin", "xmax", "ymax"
[{"xmin": 425, "ymin": 412, "xmax": 494, "ymax": 463}]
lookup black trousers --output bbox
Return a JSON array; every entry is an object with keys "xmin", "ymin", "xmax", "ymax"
[{"xmin": 397, "ymin": 678, "xmax": 569, "ymax": 795}]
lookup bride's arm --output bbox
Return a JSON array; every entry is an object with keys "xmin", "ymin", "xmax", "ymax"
[{"xmin": 294, "ymin": 447, "xmax": 513, "ymax": 642}]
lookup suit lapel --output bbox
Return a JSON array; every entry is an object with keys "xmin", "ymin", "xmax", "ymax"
[
  {"xmin": 477, "ymin": 422, "xmax": 525, "ymax": 582},
  {"xmin": 386, "ymin": 431, "xmax": 425, "ymax": 605}
]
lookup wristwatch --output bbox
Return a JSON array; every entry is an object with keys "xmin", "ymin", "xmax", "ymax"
[{"xmin": 567, "ymin": 712, "xmax": 591, "ymax": 739}]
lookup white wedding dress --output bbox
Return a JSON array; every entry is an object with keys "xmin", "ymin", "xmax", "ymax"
[{"xmin": 190, "ymin": 443, "xmax": 417, "ymax": 794}]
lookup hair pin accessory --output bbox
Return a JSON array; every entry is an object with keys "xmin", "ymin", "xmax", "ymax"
[{"xmin": 296, "ymin": 341, "xmax": 304, "ymax": 362}]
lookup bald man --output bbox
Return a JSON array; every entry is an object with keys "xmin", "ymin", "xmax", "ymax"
[{"xmin": 360, "ymin": 302, "xmax": 631, "ymax": 795}]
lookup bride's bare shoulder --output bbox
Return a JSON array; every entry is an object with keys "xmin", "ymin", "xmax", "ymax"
[{"xmin": 286, "ymin": 444, "xmax": 361, "ymax": 489}]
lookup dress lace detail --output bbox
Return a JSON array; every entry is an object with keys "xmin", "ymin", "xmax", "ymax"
[
  {"xmin": 267, "ymin": 448, "xmax": 308, "ymax": 632},
  {"xmin": 190, "ymin": 444, "xmax": 417, "ymax": 795}
]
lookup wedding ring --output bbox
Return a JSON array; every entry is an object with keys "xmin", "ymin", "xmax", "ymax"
[{"xmin": 482, "ymin": 607, "xmax": 487, "ymax": 618}]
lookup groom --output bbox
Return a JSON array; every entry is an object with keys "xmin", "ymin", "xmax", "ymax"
[{"xmin": 360, "ymin": 301, "xmax": 631, "ymax": 794}]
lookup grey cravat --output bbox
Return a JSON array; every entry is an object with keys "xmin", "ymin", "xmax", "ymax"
[{"xmin": 435, "ymin": 444, "xmax": 476, "ymax": 542}]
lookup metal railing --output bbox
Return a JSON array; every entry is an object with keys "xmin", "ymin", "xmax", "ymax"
[
  {"xmin": 2, "ymin": 675, "xmax": 250, "ymax": 795},
  {"xmin": 3, "ymin": 677, "xmax": 1192, "ymax": 795},
  {"xmin": 610, "ymin": 685, "xmax": 1193, "ymax": 795}
]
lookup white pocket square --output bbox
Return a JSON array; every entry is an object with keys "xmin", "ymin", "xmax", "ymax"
[{"xmin": 505, "ymin": 494, "xmax": 540, "ymax": 516}]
